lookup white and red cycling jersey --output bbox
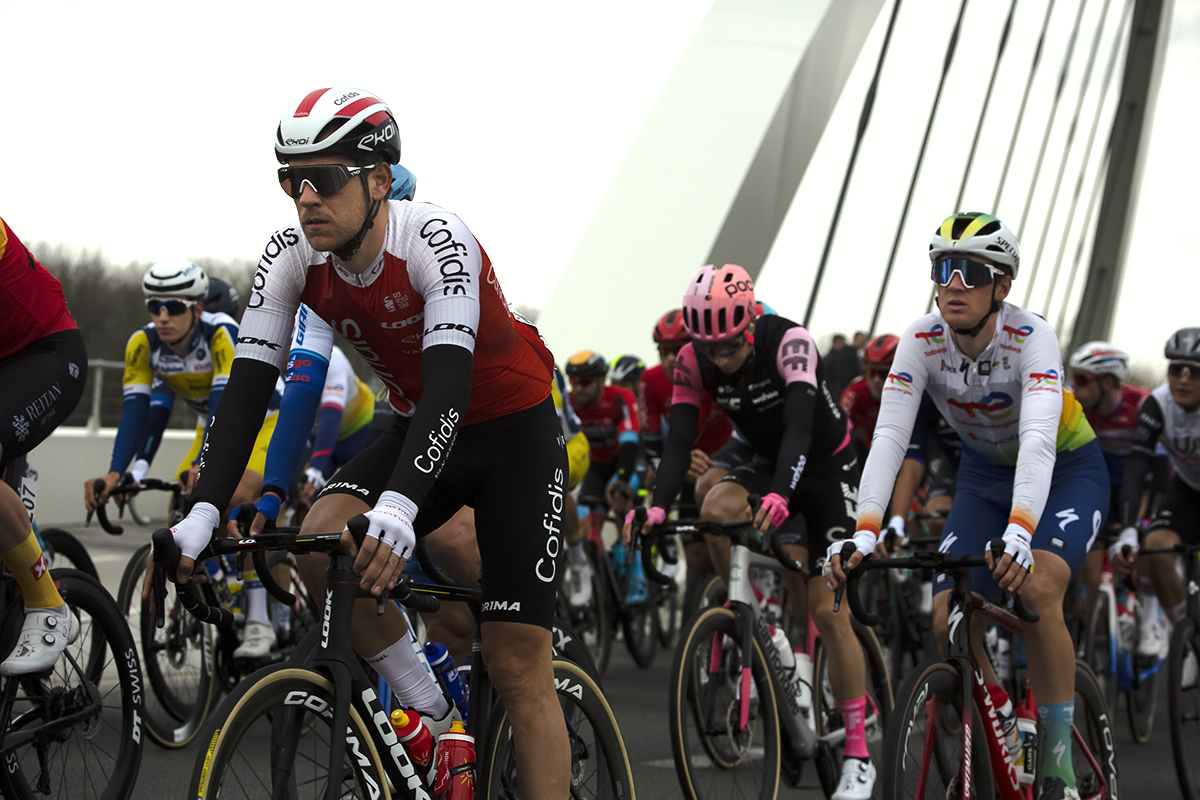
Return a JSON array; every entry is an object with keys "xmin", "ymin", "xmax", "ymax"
[
  {"xmin": 856, "ymin": 304, "xmax": 1095, "ymax": 538},
  {"xmin": 235, "ymin": 200, "xmax": 553, "ymax": 423}
]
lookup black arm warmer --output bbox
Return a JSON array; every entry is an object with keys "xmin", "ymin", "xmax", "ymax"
[
  {"xmin": 387, "ymin": 344, "xmax": 473, "ymax": 502},
  {"xmin": 650, "ymin": 402, "xmax": 700, "ymax": 511},
  {"xmin": 1118, "ymin": 395, "xmax": 1164, "ymax": 528},
  {"xmin": 615, "ymin": 441, "xmax": 639, "ymax": 484},
  {"xmin": 190, "ymin": 358, "xmax": 280, "ymax": 513},
  {"xmin": 767, "ymin": 383, "xmax": 817, "ymax": 500}
]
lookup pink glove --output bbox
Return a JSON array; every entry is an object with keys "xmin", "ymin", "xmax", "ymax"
[
  {"xmin": 759, "ymin": 493, "xmax": 790, "ymax": 529},
  {"xmin": 625, "ymin": 506, "xmax": 667, "ymax": 527}
]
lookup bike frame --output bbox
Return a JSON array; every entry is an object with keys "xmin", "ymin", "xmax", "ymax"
[{"xmin": 1095, "ymin": 550, "xmax": 1163, "ymax": 694}]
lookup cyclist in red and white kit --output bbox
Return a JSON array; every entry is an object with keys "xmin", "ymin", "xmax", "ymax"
[
  {"xmin": 0, "ymin": 216, "xmax": 88, "ymax": 674},
  {"xmin": 839, "ymin": 333, "xmax": 898, "ymax": 464},
  {"xmin": 143, "ymin": 86, "xmax": 571, "ymax": 798}
]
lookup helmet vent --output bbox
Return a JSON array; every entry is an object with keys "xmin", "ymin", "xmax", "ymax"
[
  {"xmin": 978, "ymin": 220, "xmax": 1001, "ymax": 236},
  {"xmin": 951, "ymin": 217, "xmax": 972, "ymax": 239},
  {"xmin": 717, "ymin": 308, "xmax": 727, "ymax": 334}
]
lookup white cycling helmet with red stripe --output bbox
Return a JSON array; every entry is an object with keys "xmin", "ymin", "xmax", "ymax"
[
  {"xmin": 682, "ymin": 264, "xmax": 757, "ymax": 342},
  {"xmin": 275, "ymin": 86, "xmax": 400, "ymax": 165},
  {"xmin": 1069, "ymin": 341, "xmax": 1131, "ymax": 381}
]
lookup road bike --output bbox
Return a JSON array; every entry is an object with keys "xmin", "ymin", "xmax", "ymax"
[
  {"xmin": 148, "ymin": 519, "xmax": 636, "ymax": 800},
  {"xmin": 842, "ymin": 543, "xmax": 1118, "ymax": 799},
  {"xmin": 641, "ymin": 510, "xmax": 893, "ymax": 799}
]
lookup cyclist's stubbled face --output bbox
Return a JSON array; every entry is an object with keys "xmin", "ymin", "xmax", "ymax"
[
  {"xmin": 288, "ymin": 154, "xmax": 388, "ymax": 255},
  {"xmin": 569, "ymin": 376, "xmax": 604, "ymax": 408},
  {"xmin": 657, "ymin": 343, "xmax": 685, "ymax": 383},
  {"xmin": 1070, "ymin": 370, "xmax": 1103, "ymax": 411}
]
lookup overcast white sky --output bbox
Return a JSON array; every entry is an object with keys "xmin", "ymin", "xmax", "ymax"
[{"xmin": 1, "ymin": 0, "xmax": 1195, "ymax": 370}]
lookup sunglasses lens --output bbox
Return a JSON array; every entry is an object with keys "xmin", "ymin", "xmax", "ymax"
[
  {"xmin": 1169, "ymin": 363, "xmax": 1198, "ymax": 379},
  {"xmin": 278, "ymin": 165, "xmax": 353, "ymax": 199},
  {"xmin": 932, "ymin": 258, "xmax": 996, "ymax": 289},
  {"xmin": 147, "ymin": 299, "xmax": 189, "ymax": 316}
]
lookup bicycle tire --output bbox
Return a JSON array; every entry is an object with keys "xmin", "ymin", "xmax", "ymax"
[
  {"xmin": 188, "ymin": 664, "xmax": 390, "ymax": 800},
  {"xmin": 0, "ymin": 569, "xmax": 144, "ymax": 800},
  {"xmin": 654, "ymin": 577, "xmax": 681, "ymax": 648},
  {"xmin": 681, "ymin": 553, "xmax": 715, "ymax": 627},
  {"xmin": 115, "ymin": 542, "xmax": 216, "ymax": 749},
  {"xmin": 40, "ymin": 528, "xmax": 99, "ymax": 581},
  {"xmin": 1169, "ymin": 616, "xmax": 1200, "ymax": 800},
  {"xmin": 812, "ymin": 618, "xmax": 893, "ymax": 793},
  {"xmin": 881, "ymin": 659, "xmax": 988, "ymax": 800},
  {"xmin": 1072, "ymin": 659, "xmax": 1119, "ymax": 798},
  {"xmin": 1127, "ymin": 613, "xmax": 1159, "ymax": 744},
  {"xmin": 1083, "ymin": 589, "xmax": 1118, "ymax": 722},
  {"xmin": 621, "ymin": 600, "xmax": 658, "ymax": 669},
  {"xmin": 584, "ymin": 540, "xmax": 615, "ymax": 674},
  {"xmin": 669, "ymin": 605, "xmax": 781, "ymax": 800},
  {"xmin": 552, "ymin": 617, "xmax": 604, "ymax": 688},
  {"xmin": 482, "ymin": 658, "xmax": 636, "ymax": 800}
]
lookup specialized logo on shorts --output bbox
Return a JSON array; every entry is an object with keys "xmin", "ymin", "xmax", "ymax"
[
  {"xmin": 947, "ymin": 392, "xmax": 1014, "ymax": 420},
  {"xmin": 1002, "ymin": 325, "xmax": 1034, "ymax": 343},
  {"xmin": 915, "ymin": 324, "xmax": 946, "ymax": 345},
  {"xmin": 30, "ymin": 553, "xmax": 48, "ymax": 581},
  {"xmin": 1030, "ymin": 369, "xmax": 1059, "ymax": 387}
]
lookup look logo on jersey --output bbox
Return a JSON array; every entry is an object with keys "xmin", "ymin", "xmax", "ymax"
[{"xmin": 947, "ymin": 392, "xmax": 1014, "ymax": 420}]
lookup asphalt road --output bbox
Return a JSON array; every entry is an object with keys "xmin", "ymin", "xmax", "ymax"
[{"xmin": 52, "ymin": 522, "xmax": 1182, "ymax": 798}]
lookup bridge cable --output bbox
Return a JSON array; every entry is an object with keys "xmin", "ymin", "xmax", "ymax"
[
  {"xmin": 803, "ymin": 0, "xmax": 905, "ymax": 328},
  {"xmin": 1044, "ymin": 0, "xmax": 1132, "ymax": 328},
  {"xmin": 925, "ymin": 0, "xmax": 1023, "ymax": 315},
  {"xmin": 1023, "ymin": 0, "xmax": 1117, "ymax": 308},
  {"xmin": 1014, "ymin": 0, "xmax": 1089, "ymax": 243},
  {"xmin": 868, "ymin": 0, "xmax": 971, "ymax": 336},
  {"xmin": 993, "ymin": 0, "xmax": 1060, "ymax": 211}
]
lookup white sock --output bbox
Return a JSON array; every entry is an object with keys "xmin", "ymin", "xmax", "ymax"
[
  {"xmin": 1139, "ymin": 591, "xmax": 1161, "ymax": 624},
  {"xmin": 244, "ymin": 582, "xmax": 271, "ymax": 627},
  {"xmin": 568, "ymin": 539, "xmax": 588, "ymax": 567},
  {"xmin": 366, "ymin": 637, "xmax": 449, "ymax": 717}
]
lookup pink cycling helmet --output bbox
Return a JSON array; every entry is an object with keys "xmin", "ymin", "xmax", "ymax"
[{"xmin": 682, "ymin": 264, "xmax": 756, "ymax": 342}]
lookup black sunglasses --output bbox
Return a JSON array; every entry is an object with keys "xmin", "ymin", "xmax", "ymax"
[
  {"xmin": 931, "ymin": 257, "xmax": 1004, "ymax": 289},
  {"xmin": 145, "ymin": 298, "xmax": 196, "ymax": 316},
  {"xmin": 277, "ymin": 163, "xmax": 377, "ymax": 200},
  {"xmin": 1168, "ymin": 362, "xmax": 1200, "ymax": 379},
  {"xmin": 695, "ymin": 337, "xmax": 746, "ymax": 359}
]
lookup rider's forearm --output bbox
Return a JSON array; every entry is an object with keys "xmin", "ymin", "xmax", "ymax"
[
  {"xmin": 108, "ymin": 394, "xmax": 150, "ymax": 475},
  {"xmin": 650, "ymin": 402, "xmax": 699, "ymax": 511},
  {"xmin": 889, "ymin": 459, "xmax": 924, "ymax": 520}
]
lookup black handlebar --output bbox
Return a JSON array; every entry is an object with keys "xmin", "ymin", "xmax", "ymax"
[
  {"xmin": 837, "ymin": 537, "xmax": 1040, "ymax": 628},
  {"xmin": 90, "ymin": 477, "xmax": 181, "ymax": 535}
]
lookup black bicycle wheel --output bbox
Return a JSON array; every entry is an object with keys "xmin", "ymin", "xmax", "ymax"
[
  {"xmin": 39, "ymin": 528, "xmax": 98, "ymax": 580},
  {"xmin": 1169, "ymin": 616, "xmax": 1200, "ymax": 799},
  {"xmin": 564, "ymin": 540, "xmax": 612, "ymax": 676},
  {"xmin": 482, "ymin": 658, "xmax": 635, "ymax": 800},
  {"xmin": 681, "ymin": 553, "xmax": 715, "ymax": 626},
  {"xmin": 813, "ymin": 620, "xmax": 894, "ymax": 796},
  {"xmin": 1072, "ymin": 659, "xmax": 1119, "ymax": 797},
  {"xmin": 881, "ymin": 659, "xmax": 986, "ymax": 800},
  {"xmin": 669, "ymin": 605, "xmax": 781, "ymax": 800},
  {"xmin": 552, "ymin": 617, "xmax": 604, "ymax": 688},
  {"xmin": 621, "ymin": 600, "xmax": 658, "ymax": 670},
  {"xmin": 189, "ymin": 665, "xmax": 389, "ymax": 800},
  {"xmin": 0, "ymin": 569, "xmax": 144, "ymax": 800},
  {"xmin": 1083, "ymin": 589, "xmax": 1118, "ymax": 721},
  {"xmin": 115, "ymin": 543, "xmax": 216, "ymax": 748}
]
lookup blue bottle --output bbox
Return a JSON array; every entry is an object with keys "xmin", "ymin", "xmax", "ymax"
[{"xmin": 423, "ymin": 642, "xmax": 467, "ymax": 718}]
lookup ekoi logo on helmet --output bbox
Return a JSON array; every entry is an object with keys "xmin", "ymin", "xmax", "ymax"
[
  {"xmin": 1002, "ymin": 325, "xmax": 1034, "ymax": 343},
  {"xmin": 887, "ymin": 371, "xmax": 913, "ymax": 387},
  {"xmin": 1030, "ymin": 369, "xmax": 1059, "ymax": 386},
  {"xmin": 948, "ymin": 392, "xmax": 1014, "ymax": 420},
  {"xmin": 914, "ymin": 324, "xmax": 945, "ymax": 345}
]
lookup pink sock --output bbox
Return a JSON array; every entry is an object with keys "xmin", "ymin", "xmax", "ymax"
[{"xmin": 838, "ymin": 696, "xmax": 869, "ymax": 759}]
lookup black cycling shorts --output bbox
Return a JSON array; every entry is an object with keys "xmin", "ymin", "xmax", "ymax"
[
  {"xmin": 318, "ymin": 397, "xmax": 567, "ymax": 630},
  {"xmin": 710, "ymin": 435, "xmax": 755, "ymax": 472},
  {"xmin": 1147, "ymin": 475, "xmax": 1200, "ymax": 545},
  {"xmin": 719, "ymin": 445, "xmax": 860, "ymax": 555},
  {"xmin": 0, "ymin": 329, "xmax": 87, "ymax": 471},
  {"xmin": 577, "ymin": 459, "xmax": 619, "ymax": 511}
]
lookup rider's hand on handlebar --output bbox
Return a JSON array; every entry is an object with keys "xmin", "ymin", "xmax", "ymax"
[
  {"xmin": 886, "ymin": 515, "xmax": 908, "ymax": 550},
  {"xmin": 139, "ymin": 502, "xmax": 220, "ymax": 609},
  {"xmin": 623, "ymin": 506, "xmax": 665, "ymax": 546},
  {"xmin": 986, "ymin": 522, "xmax": 1034, "ymax": 593},
  {"xmin": 84, "ymin": 472, "xmax": 122, "ymax": 511},
  {"xmin": 753, "ymin": 493, "xmax": 789, "ymax": 537},
  {"xmin": 824, "ymin": 530, "xmax": 879, "ymax": 588},
  {"xmin": 686, "ymin": 449, "xmax": 713, "ymax": 482},
  {"xmin": 1109, "ymin": 526, "xmax": 1140, "ymax": 579},
  {"xmin": 226, "ymin": 492, "xmax": 282, "ymax": 538},
  {"xmin": 350, "ymin": 491, "xmax": 416, "ymax": 596}
]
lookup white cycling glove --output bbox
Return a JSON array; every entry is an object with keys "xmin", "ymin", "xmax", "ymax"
[
  {"xmin": 168, "ymin": 501, "xmax": 221, "ymax": 562},
  {"xmin": 359, "ymin": 490, "xmax": 417, "ymax": 561},
  {"xmin": 129, "ymin": 459, "xmax": 150, "ymax": 485},
  {"xmin": 304, "ymin": 466, "xmax": 328, "ymax": 492},
  {"xmin": 823, "ymin": 530, "xmax": 878, "ymax": 576},
  {"xmin": 999, "ymin": 522, "xmax": 1034, "ymax": 572},
  {"xmin": 1109, "ymin": 526, "xmax": 1140, "ymax": 562},
  {"xmin": 887, "ymin": 515, "xmax": 907, "ymax": 547}
]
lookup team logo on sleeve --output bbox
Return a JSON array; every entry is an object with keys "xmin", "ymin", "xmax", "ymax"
[
  {"xmin": 948, "ymin": 392, "xmax": 1014, "ymax": 420},
  {"xmin": 914, "ymin": 324, "xmax": 945, "ymax": 345},
  {"xmin": 1002, "ymin": 325, "xmax": 1034, "ymax": 343},
  {"xmin": 884, "ymin": 371, "xmax": 914, "ymax": 396},
  {"xmin": 1030, "ymin": 369, "xmax": 1060, "ymax": 387}
]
